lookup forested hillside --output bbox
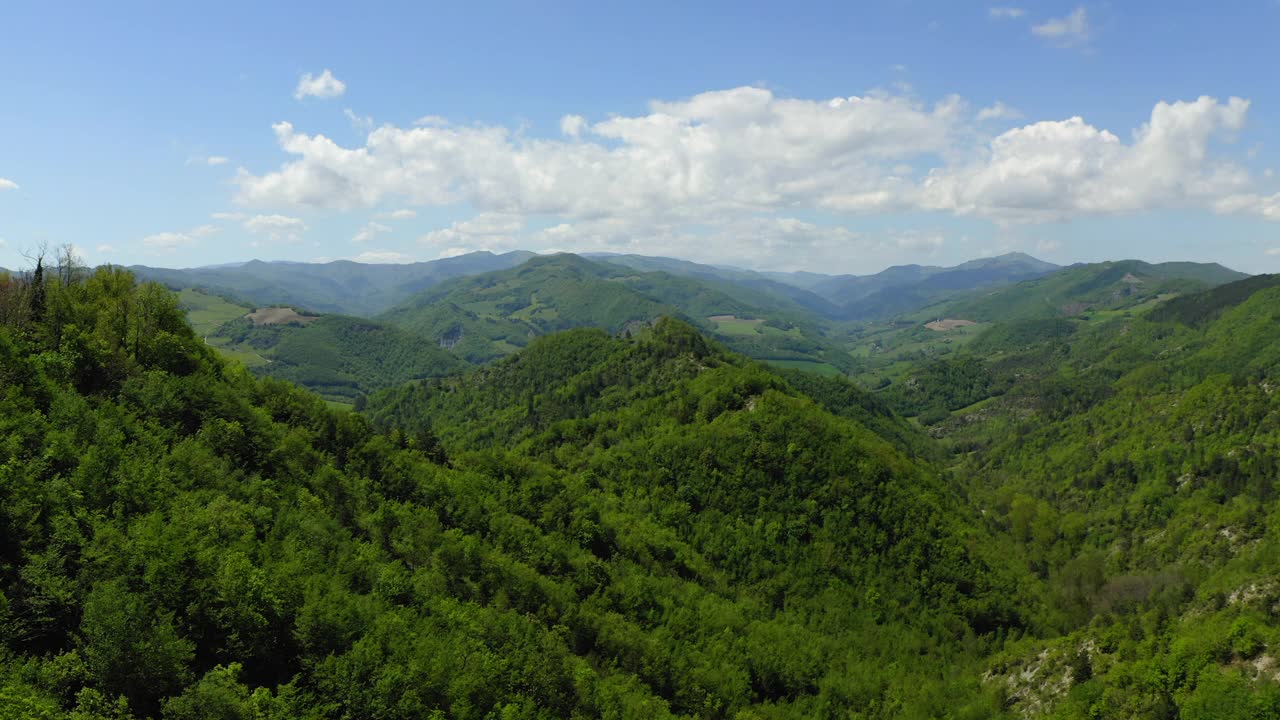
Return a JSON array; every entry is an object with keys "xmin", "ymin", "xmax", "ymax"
[
  {"xmin": 132, "ymin": 251, "xmax": 536, "ymax": 316},
  {"xmin": 0, "ymin": 264, "xmax": 1033, "ymax": 719},
  {"xmin": 377, "ymin": 254, "xmax": 853, "ymax": 372},
  {"xmin": 7, "ymin": 256, "xmax": 1280, "ymax": 719},
  {"xmin": 209, "ymin": 314, "xmax": 467, "ymax": 404},
  {"xmin": 877, "ymin": 275, "xmax": 1280, "ymax": 717}
]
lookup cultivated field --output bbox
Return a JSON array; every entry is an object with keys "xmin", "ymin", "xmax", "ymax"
[{"xmin": 247, "ymin": 307, "xmax": 320, "ymax": 325}]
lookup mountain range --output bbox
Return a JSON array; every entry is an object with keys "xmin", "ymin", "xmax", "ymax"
[{"xmin": 5, "ymin": 252, "xmax": 1280, "ymax": 717}]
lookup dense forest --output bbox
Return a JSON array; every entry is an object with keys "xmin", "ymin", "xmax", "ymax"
[
  {"xmin": 4, "ymin": 254, "xmax": 1280, "ymax": 719},
  {"xmin": 0, "ymin": 261, "xmax": 1028, "ymax": 718}
]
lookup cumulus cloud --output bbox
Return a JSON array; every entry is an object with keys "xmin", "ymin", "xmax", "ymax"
[
  {"xmin": 919, "ymin": 96, "xmax": 1251, "ymax": 222},
  {"xmin": 1033, "ymin": 6, "xmax": 1090, "ymax": 46},
  {"xmin": 0, "ymin": 178, "xmax": 18, "ymax": 190},
  {"xmin": 294, "ymin": 69, "xmax": 346, "ymax": 100},
  {"xmin": 207, "ymin": 156, "xmax": 229, "ymax": 166},
  {"xmin": 560, "ymin": 114, "xmax": 586, "ymax": 138},
  {"xmin": 1215, "ymin": 192, "xmax": 1280, "ymax": 221},
  {"xmin": 420, "ymin": 212, "xmax": 524, "ymax": 251},
  {"xmin": 237, "ymin": 86, "xmax": 963, "ymax": 216},
  {"xmin": 230, "ymin": 86, "xmax": 1271, "ymax": 264},
  {"xmin": 352, "ymin": 250, "xmax": 415, "ymax": 264},
  {"xmin": 989, "ymin": 7, "xmax": 1025, "ymax": 19},
  {"xmin": 352, "ymin": 221, "xmax": 391, "ymax": 244},
  {"xmin": 244, "ymin": 214, "xmax": 308, "ymax": 242}
]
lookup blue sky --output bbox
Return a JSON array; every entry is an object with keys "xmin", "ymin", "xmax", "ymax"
[{"xmin": 1, "ymin": 1, "xmax": 1278, "ymax": 274}]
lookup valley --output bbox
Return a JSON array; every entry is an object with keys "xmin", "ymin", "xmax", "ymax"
[
  {"xmin": 7, "ymin": 5, "xmax": 1279, "ymax": 717},
  {"xmin": 2, "ymin": 249, "xmax": 1276, "ymax": 719}
]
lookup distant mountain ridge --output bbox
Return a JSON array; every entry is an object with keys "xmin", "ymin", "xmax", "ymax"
[
  {"xmin": 131, "ymin": 250, "xmax": 536, "ymax": 315},
  {"xmin": 809, "ymin": 252, "xmax": 1062, "ymax": 320},
  {"xmin": 935, "ymin": 259, "xmax": 1248, "ymax": 322},
  {"xmin": 378, "ymin": 253, "xmax": 855, "ymax": 371}
]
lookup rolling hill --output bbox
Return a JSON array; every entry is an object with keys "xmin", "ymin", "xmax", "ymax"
[
  {"xmin": 588, "ymin": 253, "xmax": 844, "ymax": 318},
  {"xmin": 811, "ymin": 252, "xmax": 1060, "ymax": 319},
  {"xmin": 131, "ymin": 250, "xmax": 535, "ymax": 316},
  {"xmin": 0, "ymin": 269, "xmax": 1032, "ymax": 718},
  {"xmin": 936, "ymin": 259, "xmax": 1247, "ymax": 323},
  {"xmin": 378, "ymin": 253, "xmax": 856, "ymax": 372},
  {"xmin": 901, "ymin": 273, "xmax": 1280, "ymax": 716},
  {"xmin": 207, "ymin": 311, "xmax": 467, "ymax": 403}
]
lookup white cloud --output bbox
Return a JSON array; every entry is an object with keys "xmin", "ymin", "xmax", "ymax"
[
  {"xmin": 560, "ymin": 114, "xmax": 586, "ymax": 138},
  {"xmin": 0, "ymin": 178, "xmax": 18, "ymax": 190},
  {"xmin": 244, "ymin": 214, "xmax": 308, "ymax": 242},
  {"xmin": 420, "ymin": 212, "xmax": 524, "ymax": 251},
  {"xmin": 989, "ymin": 7, "xmax": 1025, "ymax": 19},
  {"xmin": 352, "ymin": 249, "xmax": 415, "ymax": 264},
  {"xmin": 378, "ymin": 208, "xmax": 417, "ymax": 220},
  {"xmin": 1032, "ymin": 6, "xmax": 1090, "ymax": 46},
  {"xmin": 919, "ymin": 96, "xmax": 1251, "ymax": 222},
  {"xmin": 96, "ymin": 244, "xmax": 116, "ymax": 254},
  {"xmin": 437, "ymin": 247, "xmax": 471, "ymax": 259},
  {"xmin": 207, "ymin": 156, "xmax": 229, "ymax": 166},
  {"xmin": 352, "ymin": 221, "xmax": 391, "ymax": 244},
  {"xmin": 237, "ymin": 86, "xmax": 963, "ymax": 216},
  {"xmin": 344, "ymin": 108, "xmax": 374, "ymax": 132},
  {"xmin": 1215, "ymin": 192, "xmax": 1280, "ymax": 221},
  {"xmin": 142, "ymin": 231, "xmax": 198, "ymax": 251},
  {"xmin": 211, "ymin": 211, "xmax": 246, "ymax": 221},
  {"xmin": 140, "ymin": 223, "xmax": 220, "ymax": 252},
  {"xmin": 293, "ymin": 69, "xmax": 346, "ymax": 100},
  {"xmin": 1265, "ymin": 247, "xmax": 1280, "ymax": 256},
  {"xmin": 231, "ymin": 86, "xmax": 1268, "ymax": 253},
  {"xmin": 977, "ymin": 101, "xmax": 1022, "ymax": 121}
]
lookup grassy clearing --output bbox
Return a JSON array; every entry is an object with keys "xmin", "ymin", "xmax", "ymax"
[
  {"xmin": 210, "ymin": 344, "xmax": 270, "ymax": 368},
  {"xmin": 178, "ymin": 289, "xmax": 249, "ymax": 336},
  {"xmin": 765, "ymin": 359, "xmax": 844, "ymax": 376},
  {"xmin": 708, "ymin": 315, "xmax": 764, "ymax": 336},
  {"xmin": 246, "ymin": 307, "xmax": 320, "ymax": 325}
]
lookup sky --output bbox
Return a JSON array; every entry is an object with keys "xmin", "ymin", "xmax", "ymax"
[{"xmin": 1, "ymin": 1, "xmax": 1279, "ymax": 275}]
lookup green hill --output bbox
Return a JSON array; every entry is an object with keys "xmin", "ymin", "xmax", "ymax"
[
  {"xmin": 865, "ymin": 276, "xmax": 1280, "ymax": 716},
  {"xmin": 812, "ymin": 252, "xmax": 1060, "ymax": 320},
  {"xmin": 0, "ymin": 267, "xmax": 1031, "ymax": 718},
  {"xmin": 132, "ymin": 250, "xmax": 535, "ymax": 316},
  {"xmin": 208, "ymin": 312, "xmax": 468, "ymax": 403},
  {"xmin": 939, "ymin": 259, "xmax": 1247, "ymax": 323},
  {"xmin": 379, "ymin": 253, "xmax": 855, "ymax": 372},
  {"xmin": 589, "ymin": 253, "xmax": 844, "ymax": 318},
  {"xmin": 1147, "ymin": 273, "xmax": 1280, "ymax": 327}
]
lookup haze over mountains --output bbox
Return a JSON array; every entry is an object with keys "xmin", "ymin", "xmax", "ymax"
[
  {"xmin": 133, "ymin": 249, "xmax": 1077, "ymax": 319},
  {"xmin": 122, "ymin": 248, "xmax": 1245, "ymax": 408}
]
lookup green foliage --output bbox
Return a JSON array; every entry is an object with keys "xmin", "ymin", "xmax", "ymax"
[
  {"xmin": 931, "ymin": 275, "xmax": 1280, "ymax": 716},
  {"xmin": 378, "ymin": 254, "xmax": 854, "ymax": 371},
  {"xmin": 943, "ymin": 259, "xmax": 1245, "ymax": 323},
  {"xmin": 133, "ymin": 251, "xmax": 536, "ymax": 316},
  {"xmin": 1, "ymin": 271, "xmax": 1027, "ymax": 718},
  {"xmin": 207, "ymin": 314, "xmax": 467, "ymax": 402},
  {"xmin": 8, "ymin": 255, "xmax": 1278, "ymax": 720},
  {"xmin": 1147, "ymin": 273, "xmax": 1280, "ymax": 327}
]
